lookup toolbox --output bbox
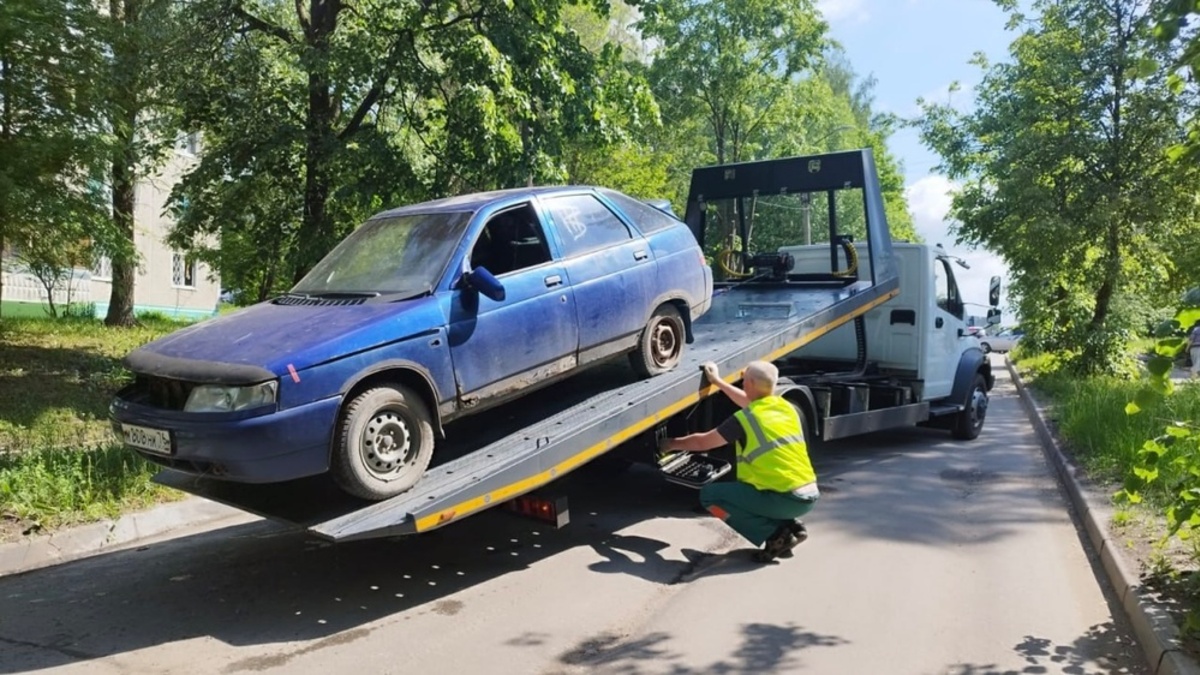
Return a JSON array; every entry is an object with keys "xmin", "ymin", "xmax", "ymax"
[{"xmin": 657, "ymin": 451, "xmax": 732, "ymax": 488}]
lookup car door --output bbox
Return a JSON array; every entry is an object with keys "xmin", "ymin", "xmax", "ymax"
[
  {"xmin": 538, "ymin": 192, "xmax": 656, "ymax": 363},
  {"xmin": 446, "ymin": 202, "xmax": 579, "ymax": 403}
]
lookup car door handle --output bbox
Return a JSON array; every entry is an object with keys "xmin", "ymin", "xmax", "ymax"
[
  {"xmin": 544, "ymin": 275, "xmax": 562, "ymax": 287},
  {"xmin": 633, "ymin": 250, "xmax": 649, "ymax": 261},
  {"xmin": 935, "ymin": 317, "xmax": 944, "ymax": 328}
]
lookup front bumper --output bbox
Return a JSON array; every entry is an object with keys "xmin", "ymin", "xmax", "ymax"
[{"xmin": 110, "ymin": 394, "xmax": 342, "ymax": 483}]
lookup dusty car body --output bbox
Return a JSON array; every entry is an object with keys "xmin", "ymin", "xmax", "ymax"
[{"xmin": 111, "ymin": 186, "xmax": 713, "ymax": 499}]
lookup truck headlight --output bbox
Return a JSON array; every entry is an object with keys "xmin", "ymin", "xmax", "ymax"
[{"xmin": 185, "ymin": 382, "xmax": 278, "ymax": 413}]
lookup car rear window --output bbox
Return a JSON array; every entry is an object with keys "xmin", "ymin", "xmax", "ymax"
[
  {"xmin": 541, "ymin": 194, "xmax": 633, "ymax": 257},
  {"xmin": 600, "ymin": 190, "xmax": 683, "ymax": 234}
]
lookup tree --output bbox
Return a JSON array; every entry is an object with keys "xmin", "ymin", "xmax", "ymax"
[
  {"xmin": 0, "ymin": 0, "xmax": 108, "ymax": 317},
  {"xmin": 96, "ymin": 0, "xmax": 181, "ymax": 326},
  {"xmin": 166, "ymin": 0, "xmax": 651, "ymax": 301},
  {"xmin": 916, "ymin": 0, "xmax": 1200, "ymax": 374},
  {"xmin": 639, "ymin": 0, "xmax": 828, "ymax": 166}
]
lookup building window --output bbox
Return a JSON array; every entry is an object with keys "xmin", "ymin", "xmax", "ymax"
[
  {"xmin": 172, "ymin": 252, "xmax": 196, "ymax": 288},
  {"xmin": 92, "ymin": 255, "xmax": 112, "ymax": 281}
]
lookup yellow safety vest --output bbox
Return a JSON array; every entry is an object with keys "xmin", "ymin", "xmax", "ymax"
[{"xmin": 733, "ymin": 395, "xmax": 816, "ymax": 492}]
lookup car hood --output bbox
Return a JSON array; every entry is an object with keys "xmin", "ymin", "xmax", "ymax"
[{"xmin": 124, "ymin": 296, "xmax": 444, "ymax": 384}]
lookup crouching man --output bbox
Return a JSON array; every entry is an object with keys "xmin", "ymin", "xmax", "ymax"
[{"xmin": 659, "ymin": 360, "xmax": 819, "ymax": 562}]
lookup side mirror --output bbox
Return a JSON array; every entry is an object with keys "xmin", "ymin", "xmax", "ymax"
[
  {"xmin": 989, "ymin": 276, "xmax": 1001, "ymax": 307},
  {"xmin": 465, "ymin": 266, "xmax": 505, "ymax": 302},
  {"xmin": 986, "ymin": 308, "xmax": 1002, "ymax": 326}
]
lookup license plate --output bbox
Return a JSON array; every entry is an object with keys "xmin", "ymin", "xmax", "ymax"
[{"xmin": 122, "ymin": 423, "xmax": 172, "ymax": 455}]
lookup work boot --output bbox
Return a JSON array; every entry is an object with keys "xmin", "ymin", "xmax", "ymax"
[
  {"xmin": 789, "ymin": 520, "xmax": 808, "ymax": 544},
  {"xmin": 754, "ymin": 525, "xmax": 798, "ymax": 562}
]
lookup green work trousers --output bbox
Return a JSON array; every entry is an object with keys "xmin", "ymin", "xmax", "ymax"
[{"xmin": 699, "ymin": 481, "xmax": 817, "ymax": 546}]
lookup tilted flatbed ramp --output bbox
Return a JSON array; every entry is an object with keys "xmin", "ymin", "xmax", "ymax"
[
  {"xmin": 154, "ymin": 148, "xmax": 901, "ymax": 542},
  {"xmin": 155, "ymin": 280, "xmax": 897, "ymax": 541}
]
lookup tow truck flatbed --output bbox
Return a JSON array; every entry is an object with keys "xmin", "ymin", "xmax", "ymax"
[{"xmin": 153, "ymin": 149, "xmax": 902, "ymax": 542}]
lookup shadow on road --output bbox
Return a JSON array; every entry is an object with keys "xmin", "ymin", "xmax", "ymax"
[
  {"xmin": 0, "ymin": 464, "xmax": 738, "ymax": 673},
  {"xmin": 940, "ymin": 620, "xmax": 1146, "ymax": 674},
  {"xmin": 550, "ymin": 621, "xmax": 848, "ymax": 674}
]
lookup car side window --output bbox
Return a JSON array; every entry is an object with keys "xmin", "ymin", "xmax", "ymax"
[
  {"xmin": 469, "ymin": 204, "xmax": 552, "ymax": 277},
  {"xmin": 542, "ymin": 194, "xmax": 633, "ymax": 257},
  {"xmin": 599, "ymin": 190, "xmax": 681, "ymax": 234}
]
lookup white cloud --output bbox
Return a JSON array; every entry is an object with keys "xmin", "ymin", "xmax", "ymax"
[
  {"xmin": 817, "ymin": 0, "xmax": 869, "ymax": 23},
  {"xmin": 905, "ymin": 175, "xmax": 1013, "ymax": 321}
]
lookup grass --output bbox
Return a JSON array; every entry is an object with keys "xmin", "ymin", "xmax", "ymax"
[
  {"xmin": 1013, "ymin": 349, "xmax": 1200, "ymax": 502},
  {"xmin": 0, "ymin": 314, "xmax": 192, "ymax": 539}
]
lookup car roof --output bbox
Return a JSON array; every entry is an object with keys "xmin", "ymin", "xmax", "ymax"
[{"xmin": 372, "ymin": 186, "xmax": 598, "ymax": 219}]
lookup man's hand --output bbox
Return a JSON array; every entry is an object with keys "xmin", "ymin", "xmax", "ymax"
[
  {"xmin": 701, "ymin": 361, "xmax": 720, "ymax": 385},
  {"xmin": 658, "ymin": 437, "xmax": 676, "ymax": 456}
]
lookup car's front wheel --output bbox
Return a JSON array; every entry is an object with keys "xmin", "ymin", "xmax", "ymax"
[
  {"xmin": 630, "ymin": 304, "xmax": 686, "ymax": 377},
  {"xmin": 332, "ymin": 384, "xmax": 435, "ymax": 500}
]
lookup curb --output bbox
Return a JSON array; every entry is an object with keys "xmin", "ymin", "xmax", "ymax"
[
  {"xmin": 0, "ymin": 497, "xmax": 245, "ymax": 578},
  {"xmin": 1006, "ymin": 358, "xmax": 1200, "ymax": 675}
]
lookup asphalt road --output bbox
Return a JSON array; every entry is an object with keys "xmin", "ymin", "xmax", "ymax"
[{"xmin": 0, "ymin": 358, "xmax": 1147, "ymax": 674}]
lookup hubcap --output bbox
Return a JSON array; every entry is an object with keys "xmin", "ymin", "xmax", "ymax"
[
  {"xmin": 651, "ymin": 320, "xmax": 680, "ymax": 367},
  {"xmin": 970, "ymin": 387, "xmax": 988, "ymax": 429},
  {"xmin": 361, "ymin": 410, "xmax": 414, "ymax": 480}
]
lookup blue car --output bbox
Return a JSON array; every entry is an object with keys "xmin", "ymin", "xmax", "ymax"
[{"xmin": 111, "ymin": 186, "xmax": 713, "ymax": 500}]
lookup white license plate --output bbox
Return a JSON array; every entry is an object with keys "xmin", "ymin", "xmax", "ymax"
[{"xmin": 122, "ymin": 423, "xmax": 172, "ymax": 455}]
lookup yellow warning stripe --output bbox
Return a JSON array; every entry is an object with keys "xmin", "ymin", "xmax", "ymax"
[{"xmin": 414, "ymin": 286, "xmax": 899, "ymax": 531}]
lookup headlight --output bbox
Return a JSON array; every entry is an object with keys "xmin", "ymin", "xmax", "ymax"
[{"xmin": 185, "ymin": 382, "xmax": 278, "ymax": 413}]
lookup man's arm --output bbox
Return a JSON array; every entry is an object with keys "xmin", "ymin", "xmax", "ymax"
[
  {"xmin": 660, "ymin": 428, "xmax": 725, "ymax": 453},
  {"xmin": 701, "ymin": 362, "xmax": 749, "ymax": 408}
]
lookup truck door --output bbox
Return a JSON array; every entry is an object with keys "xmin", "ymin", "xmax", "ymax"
[{"xmin": 923, "ymin": 255, "xmax": 966, "ymax": 399}]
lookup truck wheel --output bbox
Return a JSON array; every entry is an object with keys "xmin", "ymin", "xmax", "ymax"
[
  {"xmin": 951, "ymin": 373, "xmax": 988, "ymax": 440},
  {"xmin": 332, "ymin": 384, "xmax": 435, "ymax": 500},
  {"xmin": 630, "ymin": 304, "xmax": 686, "ymax": 377}
]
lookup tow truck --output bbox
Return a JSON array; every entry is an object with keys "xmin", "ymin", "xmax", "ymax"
[{"xmin": 153, "ymin": 149, "xmax": 1000, "ymax": 541}]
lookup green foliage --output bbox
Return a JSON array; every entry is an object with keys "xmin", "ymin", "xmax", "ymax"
[
  {"xmin": 1119, "ymin": 289, "xmax": 1200, "ymax": 547},
  {"xmin": 915, "ymin": 0, "xmax": 1200, "ymax": 375},
  {"xmin": 0, "ymin": 444, "xmax": 175, "ymax": 534}
]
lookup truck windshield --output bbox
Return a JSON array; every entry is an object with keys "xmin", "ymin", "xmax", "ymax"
[{"xmin": 292, "ymin": 211, "xmax": 473, "ymax": 297}]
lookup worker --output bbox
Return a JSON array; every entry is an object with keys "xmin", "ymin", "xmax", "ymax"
[{"xmin": 659, "ymin": 360, "xmax": 819, "ymax": 562}]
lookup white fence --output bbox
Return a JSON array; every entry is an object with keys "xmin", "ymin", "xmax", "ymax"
[{"xmin": 1, "ymin": 267, "xmax": 92, "ymax": 308}]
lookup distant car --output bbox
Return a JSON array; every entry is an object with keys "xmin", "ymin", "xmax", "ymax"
[
  {"xmin": 111, "ymin": 186, "xmax": 714, "ymax": 500},
  {"xmin": 979, "ymin": 329, "xmax": 1021, "ymax": 353}
]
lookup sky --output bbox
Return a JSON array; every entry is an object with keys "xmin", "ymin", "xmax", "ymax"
[{"xmin": 817, "ymin": 0, "xmax": 1017, "ymax": 319}]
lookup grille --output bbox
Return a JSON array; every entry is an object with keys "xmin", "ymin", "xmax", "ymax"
[
  {"xmin": 273, "ymin": 294, "xmax": 367, "ymax": 307},
  {"xmin": 139, "ymin": 376, "xmax": 197, "ymax": 410}
]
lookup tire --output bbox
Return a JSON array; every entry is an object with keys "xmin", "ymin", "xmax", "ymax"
[
  {"xmin": 630, "ymin": 304, "xmax": 686, "ymax": 377},
  {"xmin": 980, "ymin": 342, "xmax": 992, "ymax": 354},
  {"xmin": 951, "ymin": 373, "xmax": 988, "ymax": 440},
  {"xmin": 331, "ymin": 384, "xmax": 435, "ymax": 500}
]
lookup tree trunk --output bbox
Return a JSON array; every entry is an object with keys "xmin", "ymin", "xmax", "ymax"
[
  {"xmin": 293, "ymin": 0, "xmax": 337, "ymax": 284},
  {"xmin": 104, "ymin": 0, "xmax": 140, "ymax": 327}
]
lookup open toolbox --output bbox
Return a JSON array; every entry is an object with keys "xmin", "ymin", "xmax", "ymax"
[{"xmin": 657, "ymin": 451, "xmax": 732, "ymax": 488}]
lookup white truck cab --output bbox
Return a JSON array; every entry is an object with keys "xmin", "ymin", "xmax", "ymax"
[{"xmin": 774, "ymin": 241, "xmax": 1000, "ymax": 442}]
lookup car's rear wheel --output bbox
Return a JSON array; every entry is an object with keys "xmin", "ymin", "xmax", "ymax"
[
  {"xmin": 630, "ymin": 304, "xmax": 686, "ymax": 377},
  {"xmin": 332, "ymin": 384, "xmax": 435, "ymax": 500}
]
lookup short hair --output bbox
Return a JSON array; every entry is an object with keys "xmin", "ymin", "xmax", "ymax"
[{"xmin": 744, "ymin": 360, "xmax": 778, "ymax": 394}]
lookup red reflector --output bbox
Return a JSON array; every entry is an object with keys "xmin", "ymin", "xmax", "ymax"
[{"xmin": 503, "ymin": 494, "xmax": 569, "ymax": 528}]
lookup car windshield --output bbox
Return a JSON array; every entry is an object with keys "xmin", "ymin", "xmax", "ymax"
[{"xmin": 291, "ymin": 211, "xmax": 473, "ymax": 297}]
